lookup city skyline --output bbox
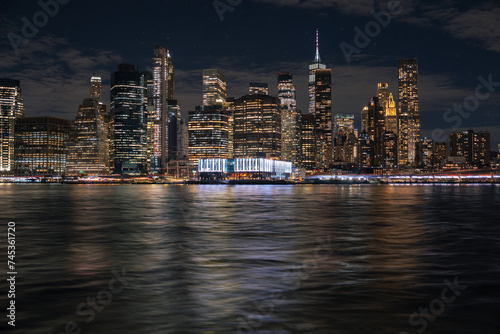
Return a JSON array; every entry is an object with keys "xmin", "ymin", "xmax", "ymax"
[{"xmin": 1, "ymin": 0, "xmax": 499, "ymax": 148}]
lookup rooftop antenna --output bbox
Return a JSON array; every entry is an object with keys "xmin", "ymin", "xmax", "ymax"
[{"xmin": 315, "ymin": 28, "xmax": 321, "ymax": 63}]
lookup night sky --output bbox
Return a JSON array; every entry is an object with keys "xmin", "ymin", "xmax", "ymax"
[{"xmin": 1, "ymin": 0, "xmax": 499, "ymax": 148}]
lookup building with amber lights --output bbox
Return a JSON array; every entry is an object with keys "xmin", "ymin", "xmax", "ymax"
[
  {"xmin": 377, "ymin": 83, "xmax": 389, "ymax": 108},
  {"xmin": 277, "ymin": 72, "xmax": 300, "ymax": 165},
  {"xmin": 450, "ymin": 130, "xmax": 490, "ymax": 168},
  {"xmin": 0, "ymin": 79, "xmax": 25, "ymax": 174},
  {"xmin": 67, "ymin": 98, "xmax": 110, "ymax": 175},
  {"xmin": 300, "ymin": 114, "xmax": 316, "ymax": 170},
  {"xmin": 361, "ymin": 96, "xmax": 385, "ymax": 167},
  {"xmin": 398, "ymin": 58, "xmax": 420, "ymax": 167},
  {"xmin": 333, "ymin": 114, "xmax": 356, "ymax": 163},
  {"xmin": 188, "ymin": 105, "xmax": 230, "ymax": 164},
  {"xmin": 233, "ymin": 93, "xmax": 281, "ymax": 159},
  {"xmin": 66, "ymin": 76, "xmax": 110, "ymax": 175},
  {"xmin": 385, "ymin": 93, "xmax": 398, "ymax": 134},
  {"xmin": 203, "ymin": 69, "xmax": 227, "ymax": 106},
  {"xmin": 249, "ymin": 83, "xmax": 269, "ymax": 96},
  {"xmin": 226, "ymin": 97, "xmax": 235, "ymax": 158},
  {"xmin": 433, "ymin": 142, "xmax": 449, "ymax": 168},
  {"xmin": 358, "ymin": 133, "xmax": 373, "ymax": 168},
  {"xmin": 383, "ymin": 131, "xmax": 398, "ymax": 168},
  {"xmin": 14, "ymin": 117, "xmax": 70, "ymax": 176},
  {"xmin": 416, "ymin": 138, "xmax": 435, "ymax": 170},
  {"xmin": 90, "ymin": 75, "xmax": 103, "ymax": 102}
]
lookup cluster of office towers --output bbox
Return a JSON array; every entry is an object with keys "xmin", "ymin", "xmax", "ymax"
[
  {"xmin": 0, "ymin": 32, "xmax": 491, "ymax": 177},
  {"xmin": 189, "ymin": 35, "xmax": 430, "ymax": 172}
]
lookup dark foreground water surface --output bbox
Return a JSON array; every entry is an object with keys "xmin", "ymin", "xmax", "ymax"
[{"xmin": 1, "ymin": 184, "xmax": 500, "ymax": 334}]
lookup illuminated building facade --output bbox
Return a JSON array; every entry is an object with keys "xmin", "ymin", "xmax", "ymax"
[
  {"xmin": 90, "ymin": 76, "xmax": 103, "ymax": 102},
  {"xmin": 450, "ymin": 130, "xmax": 490, "ymax": 168},
  {"xmin": 333, "ymin": 114, "xmax": 356, "ymax": 162},
  {"xmin": 67, "ymin": 98, "xmax": 110, "ymax": 175},
  {"xmin": 277, "ymin": 72, "xmax": 300, "ymax": 165},
  {"xmin": 149, "ymin": 45, "xmax": 175, "ymax": 174},
  {"xmin": 14, "ymin": 117, "xmax": 70, "ymax": 176},
  {"xmin": 377, "ymin": 83, "xmax": 389, "ymax": 108},
  {"xmin": 0, "ymin": 79, "xmax": 25, "ymax": 174},
  {"xmin": 233, "ymin": 94, "xmax": 281, "ymax": 159},
  {"xmin": 416, "ymin": 138, "xmax": 434, "ymax": 170},
  {"xmin": 358, "ymin": 133, "xmax": 373, "ymax": 168},
  {"xmin": 343, "ymin": 133, "xmax": 359, "ymax": 164},
  {"xmin": 300, "ymin": 114, "xmax": 316, "ymax": 170},
  {"xmin": 398, "ymin": 58, "xmax": 420, "ymax": 167},
  {"xmin": 385, "ymin": 93, "xmax": 398, "ymax": 134},
  {"xmin": 167, "ymin": 100, "xmax": 183, "ymax": 161},
  {"xmin": 226, "ymin": 97, "xmax": 235, "ymax": 158},
  {"xmin": 361, "ymin": 106, "xmax": 369, "ymax": 133},
  {"xmin": 433, "ymin": 142, "xmax": 449, "ymax": 168},
  {"xmin": 361, "ymin": 97, "xmax": 385, "ymax": 167},
  {"xmin": 110, "ymin": 64, "xmax": 147, "ymax": 175},
  {"xmin": 203, "ymin": 69, "xmax": 227, "ymax": 106},
  {"xmin": 382, "ymin": 131, "xmax": 398, "ymax": 168},
  {"xmin": 249, "ymin": 83, "xmax": 269, "ymax": 96},
  {"xmin": 188, "ymin": 105, "xmax": 230, "ymax": 164},
  {"xmin": 198, "ymin": 158, "xmax": 292, "ymax": 180},
  {"xmin": 308, "ymin": 29, "xmax": 332, "ymax": 168}
]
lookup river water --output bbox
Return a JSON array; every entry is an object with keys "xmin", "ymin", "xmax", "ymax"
[{"xmin": 1, "ymin": 184, "xmax": 499, "ymax": 333}]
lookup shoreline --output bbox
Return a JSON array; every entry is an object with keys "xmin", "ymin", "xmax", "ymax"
[{"xmin": 1, "ymin": 180, "xmax": 499, "ymax": 185}]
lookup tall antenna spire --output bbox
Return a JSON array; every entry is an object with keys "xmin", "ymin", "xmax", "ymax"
[{"xmin": 315, "ymin": 28, "xmax": 321, "ymax": 63}]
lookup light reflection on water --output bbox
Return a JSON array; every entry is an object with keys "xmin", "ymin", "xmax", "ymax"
[{"xmin": 0, "ymin": 184, "xmax": 499, "ymax": 333}]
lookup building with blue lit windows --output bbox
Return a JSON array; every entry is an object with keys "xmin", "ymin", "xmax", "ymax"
[{"xmin": 198, "ymin": 158, "xmax": 292, "ymax": 180}]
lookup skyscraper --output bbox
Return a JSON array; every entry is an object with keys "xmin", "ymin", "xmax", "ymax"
[
  {"xmin": 300, "ymin": 114, "xmax": 316, "ymax": 170},
  {"xmin": 377, "ymin": 83, "xmax": 389, "ymax": 109},
  {"xmin": 110, "ymin": 64, "xmax": 147, "ymax": 175},
  {"xmin": 333, "ymin": 114, "xmax": 355, "ymax": 144},
  {"xmin": 14, "ymin": 117, "xmax": 70, "ymax": 176},
  {"xmin": 149, "ymin": 45, "xmax": 175, "ymax": 174},
  {"xmin": 308, "ymin": 29, "xmax": 332, "ymax": 168},
  {"xmin": 66, "ymin": 97, "xmax": 110, "ymax": 176},
  {"xmin": 369, "ymin": 97, "xmax": 386, "ymax": 167},
  {"xmin": 233, "ymin": 94, "xmax": 281, "ymax": 159},
  {"xmin": 375, "ymin": 83, "xmax": 398, "ymax": 167},
  {"xmin": 398, "ymin": 58, "xmax": 420, "ymax": 167},
  {"xmin": 385, "ymin": 93, "xmax": 398, "ymax": 134},
  {"xmin": 277, "ymin": 73, "xmax": 300, "ymax": 165},
  {"xmin": 360, "ymin": 97, "xmax": 386, "ymax": 167},
  {"xmin": 0, "ymin": 79, "xmax": 25, "ymax": 174},
  {"xmin": 203, "ymin": 69, "xmax": 227, "ymax": 106},
  {"xmin": 332, "ymin": 114, "xmax": 356, "ymax": 163},
  {"xmin": 90, "ymin": 75, "xmax": 103, "ymax": 102},
  {"xmin": 382, "ymin": 132, "xmax": 398, "ymax": 168},
  {"xmin": 226, "ymin": 97, "xmax": 235, "ymax": 159},
  {"xmin": 188, "ymin": 105, "xmax": 230, "ymax": 164},
  {"xmin": 450, "ymin": 130, "xmax": 490, "ymax": 168},
  {"xmin": 416, "ymin": 138, "xmax": 435, "ymax": 170},
  {"xmin": 249, "ymin": 83, "xmax": 269, "ymax": 96},
  {"xmin": 434, "ymin": 142, "xmax": 449, "ymax": 168},
  {"xmin": 167, "ymin": 99, "xmax": 182, "ymax": 162}
]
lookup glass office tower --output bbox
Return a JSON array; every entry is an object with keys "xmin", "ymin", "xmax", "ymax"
[{"xmin": 110, "ymin": 64, "xmax": 147, "ymax": 175}]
